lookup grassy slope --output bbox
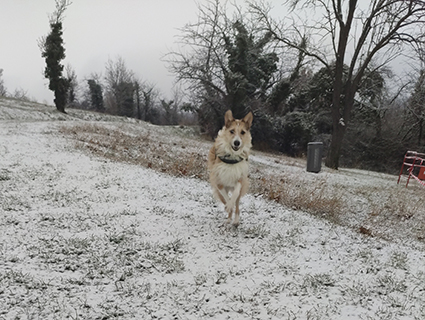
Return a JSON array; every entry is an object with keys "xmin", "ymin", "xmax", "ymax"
[{"xmin": 1, "ymin": 97, "xmax": 425, "ymax": 319}]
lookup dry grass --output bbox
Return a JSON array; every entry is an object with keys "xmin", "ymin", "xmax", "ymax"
[
  {"xmin": 359, "ymin": 186, "xmax": 425, "ymax": 240},
  {"xmin": 60, "ymin": 122, "xmax": 425, "ymax": 243},
  {"xmin": 60, "ymin": 123, "xmax": 342, "ymax": 221},
  {"xmin": 251, "ymin": 174, "xmax": 343, "ymax": 223},
  {"xmin": 60, "ymin": 124, "xmax": 208, "ymax": 180}
]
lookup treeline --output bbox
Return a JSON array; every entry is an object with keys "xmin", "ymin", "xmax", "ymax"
[
  {"xmin": 166, "ymin": 0, "xmax": 425, "ymax": 173},
  {"xmin": 0, "ymin": 63, "xmax": 196, "ymax": 126},
  {"xmin": 63, "ymin": 57, "xmax": 196, "ymax": 126},
  {"xmin": 0, "ymin": 69, "xmax": 34, "ymax": 101}
]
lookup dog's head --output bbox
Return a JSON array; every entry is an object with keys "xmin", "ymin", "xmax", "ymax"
[{"xmin": 223, "ymin": 109, "xmax": 253, "ymax": 153}]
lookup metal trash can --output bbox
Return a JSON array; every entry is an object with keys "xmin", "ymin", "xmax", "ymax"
[{"xmin": 306, "ymin": 142, "xmax": 323, "ymax": 173}]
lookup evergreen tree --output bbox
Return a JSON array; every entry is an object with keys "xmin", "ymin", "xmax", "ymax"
[
  {"xmin": 87, "ymin": 79, "xmax": 104, "ymax": 112},
  {"xmin": 40, "ymin": 0, "xmax": 71, "ymax": 113},
  {"xmin": 0, "ymin": 69, "xmax": 6, "ymax": 96},
  {"xmin": 223, "ymin": 20, "xmax": 278, "ymax": 119}
]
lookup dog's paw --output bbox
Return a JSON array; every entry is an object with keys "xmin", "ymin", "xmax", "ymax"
[{"xmin": 225, "ymin": 201, "xmax": 235, "ymax": 213}]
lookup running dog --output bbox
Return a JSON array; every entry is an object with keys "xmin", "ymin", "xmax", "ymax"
[{"xmin": 208, "ymin": 110, "xmax": 253, "ymax": 226}]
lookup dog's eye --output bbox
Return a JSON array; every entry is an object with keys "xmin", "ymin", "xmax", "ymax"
[
  {"xmin": 230, "ymin": 130, "xmax": 235, "ymax": 134},
  {"xmin": 241, "ymin": 130, "xmax": 246, "ymax": 135}
]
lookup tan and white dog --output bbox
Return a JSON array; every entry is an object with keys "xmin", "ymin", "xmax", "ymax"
[{"xmin": 208, "ymin": 110, "xmax": 253, "ymax": 226}]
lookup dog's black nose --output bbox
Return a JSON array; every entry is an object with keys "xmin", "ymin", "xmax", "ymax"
[{"xmin": 234, "ymin": 140, "xmax": 240, "ymax": 147}]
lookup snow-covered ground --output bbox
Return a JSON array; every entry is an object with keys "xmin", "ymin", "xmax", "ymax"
[{"xmin": 1, "ymin": 98, "xmax": 425, "ymax": 319}]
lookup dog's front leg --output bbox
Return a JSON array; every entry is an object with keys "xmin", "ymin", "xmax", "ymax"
[
  {"xmin": 233, "ymin": 195, "xmax": 242, "ymax": 226},
  {"xmin": 225, "ymin": 180, "xmax": 242, "ymax": 220},
  {"xmin": 217, "ymin": 185, "xmax": 233, "ymax": 223},
  {"xmin": 217, "ymin": 184, "xmax": 230, "ymax": 204}
]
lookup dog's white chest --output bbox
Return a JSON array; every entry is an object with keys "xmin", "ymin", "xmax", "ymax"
[{"xmin": 213, "ymin": 161, "xmax": 248, "ymax": 187}]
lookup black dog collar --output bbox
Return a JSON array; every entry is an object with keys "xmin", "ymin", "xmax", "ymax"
[{"xmin": 218, "ymin": 155, "xmax": 245, "ymax": 164}]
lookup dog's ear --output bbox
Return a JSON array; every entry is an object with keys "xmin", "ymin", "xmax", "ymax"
[
  {"xmin": 224, "ymin": 110, "xmax": 234, "ymax": 128},
  {"xmin": 242, "ymin": 112, "xmax": 253, "ymax": 130}
]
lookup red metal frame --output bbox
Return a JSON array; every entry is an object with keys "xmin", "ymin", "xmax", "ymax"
[{"xmin": 398, "ymin": 151, "xmax": 425, "ymax": 187}]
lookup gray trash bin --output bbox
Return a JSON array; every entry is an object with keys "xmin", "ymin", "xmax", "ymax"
[{"xmin": 306, "ymin": 142, "xmax": 323, "ymax": 173}]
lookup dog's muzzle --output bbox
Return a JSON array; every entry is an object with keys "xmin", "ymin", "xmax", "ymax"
[{"xmin": 232, "ymin": 139, "xmax": 241, "ymax": 151}]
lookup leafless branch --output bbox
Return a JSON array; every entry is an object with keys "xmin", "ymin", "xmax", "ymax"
[{"xmin": 49, "ymin": 0, "xmax": 72, "ymax": 24}]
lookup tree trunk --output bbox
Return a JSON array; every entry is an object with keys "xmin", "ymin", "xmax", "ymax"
[
  {"xmin": 54, "ymin": 79, "xmax": 68, "ymax": 114},
  {"xmin": 325, "ymin": 86, "xmax": 356, "ymax": 170},
  {"xmin": 323, "ymin": 0, "xmax": 357, "ymax": 170},
  {"xmin": 135, "ymin": 83, "xmax": 141, "ymax": 120},
  {"xmin": 325, "ymin": 120, "xmax": 346, "ymax": 169}
]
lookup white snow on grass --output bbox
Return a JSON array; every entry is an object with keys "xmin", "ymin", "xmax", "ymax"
[{"xmin": 1, "ymin": 98, "xmax": 425, "ymax": 319}]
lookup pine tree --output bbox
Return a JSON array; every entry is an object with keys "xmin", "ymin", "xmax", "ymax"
[{"xmin": 87, "ymin": 79, "xmax": 104, "ymax": 112}]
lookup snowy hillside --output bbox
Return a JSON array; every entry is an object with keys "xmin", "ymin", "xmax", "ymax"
[{"xmin": 1, "ymin": 97, "xmax": 425, "ymax": 319}]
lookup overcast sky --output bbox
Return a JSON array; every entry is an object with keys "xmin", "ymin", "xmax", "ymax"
[
  {"xmin": 0, "ymin": 0, "xmax": 201, "ymax": 103},
  {"xmin": 0, "ymin": 0, "xmax": 417, "ymax": 105}
]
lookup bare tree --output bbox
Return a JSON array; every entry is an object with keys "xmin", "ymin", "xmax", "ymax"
[
  {"xmin": 402, "ymin": 69, "xmax": 425, "ymax": 146},
  {"xmin": 65, "ymin": 64, "xmax": 78, "ymax": 106},
  {"xmin": 133, "ymin": 80, "xmax": 158, "ymax": 122},
  {"xmin": 167, "ymin": 0, "xmax": 231, "ymax": 110},
  {"xmin": 104, "ymin": 57, "xmax": 135, "ymax": 116},
  {"xmin": 253, "ymin": 0, "xmax": 425, "ymax": 169},
  {"xmin": 167, "ymin": 0, "xmax": 286, "ymax": 136},
  {"xmin": 13, "ymin": 88, "xmax": 30, "ymax": 101},
  {"xmin": 401, "ymin": 38, "xmax": 425, "ymax": 147}
]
